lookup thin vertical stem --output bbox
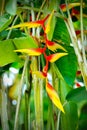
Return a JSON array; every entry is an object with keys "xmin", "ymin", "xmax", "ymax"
[
  {"xmin": 64, "ymin": 0, "xmax": 87, "ymax": 89},
  {"xmin": 25, "ymin": 59, "xmax": 31, "ymax": 130},
  {"xmin": 25, "ymin": 91, "xmax": 29, "ymax": 130},
  {"xmin": 1, "ymin": 84, "xmax": 9, "ymax": 130},
  {"xmin": 80, "ymin": 0, "xmax": 87, "ymax": 68},
  {"xmin": 31, "ymin": 2, "xmax": 35, "ymax": 36},
  {"xmin": 6, "ymin": 15, "xmax": 18, "ymax": 40},
  {"xmin": 0, "ymin": 0, "xmax": 5, "ymax": 15},
  {"xmin": 56, "ymin": 111, "xmax": 61, "ymax": 130},
  {"xmin": 14, "ymin": 56, "xmax": 29, "ymax": 130}
]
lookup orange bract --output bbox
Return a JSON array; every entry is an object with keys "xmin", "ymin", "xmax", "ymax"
[{"xmin": 46, "ymin": 80, "xmax": 65, "ymax": 113}]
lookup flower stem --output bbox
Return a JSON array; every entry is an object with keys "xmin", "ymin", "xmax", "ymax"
[
  {"xmin": 14, "ymin": 56, "xmax": 29, "ymax": 130},
  {"xmin": 1, "ymin": 83, "xmax": 9, "ymax": 130},
  {"xmin": 6, "ymin": 15, "xmax": 18, "ymax": 40}
]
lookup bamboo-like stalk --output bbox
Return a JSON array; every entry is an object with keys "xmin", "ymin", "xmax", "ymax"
[
  {"xmin": 31, "ymin": 2, "xmax": 44, "ymax": 129},
  {"xmin": 64, "ymin": 0, "xmax": 87, "ymax": 89},
  {"xmin": 6, "ymin": 15, "xmax": 18, "ymax": 40},
  {"xmin": 34, "ymin": 79, "xmax": 43, "ymax": 130},
  {"xmin": 31, "ymin": 56, "xmax": 43, "ymax": 130},
  {"xmin": 1, "ymin": 84, "xmax": 9, "ymax": 130},
  {"xmin": 24, "ymin": 59, "xmax": 31, "ymax": 130},
  {"xmin": 25, "ymin": 91, "xmax": 29, "ymax": 130},
  {"xmin": 0, "ymin": 0, "xmax": 5, "ymax": 15},
  {"xmin": 14, "ymin": 56, "xmax": 29, "ymax": 130}
]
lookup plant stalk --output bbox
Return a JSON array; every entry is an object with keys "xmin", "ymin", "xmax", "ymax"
[
  {"xmin": 6, "ymin": 15, "xmax": 18, "ymax": 40},
  {"xmin": 1, "ymin": 84, "xmax": 9, "ymax": 130},
  {"xmin": 25, "ymin": 90, "xmax": 29, "ymax": 130},
  {"xmin": 14, "ymin": 56, "xmax": 29, "ymax": 130},
  {"xmin": 65, "ymin": 0, "xmax": 87, "ymax": 89}
]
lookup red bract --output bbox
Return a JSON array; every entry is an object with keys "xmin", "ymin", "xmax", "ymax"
[
  {"xmin": 46, "ymin": 39, "xmax": 67, "ymax": 52},
  {"xmin": 60, "ymin": 3, "xmax": 82, "ymax": 12},
  {"xmin": 71, "ymin": 8, "xmax": 80, "ymax": 16},
  {"xmin": 76, "ymin": 82, "xmax": 81, "ymax": 88}
]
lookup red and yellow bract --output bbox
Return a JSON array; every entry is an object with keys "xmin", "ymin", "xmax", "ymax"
[
  {"xmin": 47, "ymin": 52, "xmax": 68, "ymax": 62},
  {"xmin": 14, "ymin": 48, "xmax": 45, "ymax": 56},
  {"xmin": 46, "ymin": 80, "xmax": 65, "ymax": 113},
  {"xmin": 60, "ymin": 3, "xmax": 83, "ymax": 12},
  {"xmin": 46, "ymin": 39, "xmax": 67, "ymax": 52}
]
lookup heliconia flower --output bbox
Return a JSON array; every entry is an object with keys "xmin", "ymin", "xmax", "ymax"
[
  {"xmin": 75, "ymin": 30, "xmax": 87, "ymax": 36},
  {"xmin": 46, "ymin": 80, "xmax": 65, "ymax": 113},
  {"xmin": 75, "ymin": 82, "xmax": 81, "ymax": 88},
  {"xmin": 7, "ymin": 21, "xmax": 41, "ymax": 30},
  {"xmin": 71, "ymin": 8, "xmax": 87, "ymax": 19},
  {"xmin": 71, "ymin": 8, "xmax": 80, "ymax": 16},
  {"xmin": 7, "ymin": 15, "xmax": 49, "ymax": 30},
  {"xmin": 46, "ymin": 39, "xmax": 67, "ymax": 52},
  {"xmin": 32, "ymin": 71, "xmax": 47, "ymax": 79},
  {"xmin": 75, "ymin": 30, "xmax": 81, "ymax": 36},
  {"xmin": 76, "ymin": 70, "xmax": 81, "ymax": 76},
  {"xmin": 45, "ymin": 10, "xmax": 54, "ymax": 34},
  {"xmin": 47, "ymin": 52, "xmax": 68, "ymax": 62},
  {"xmin": 14, "ymin": 48, "xmax": 44, "ymax": 56},
  {"xmin": 60, "ymin": 3, "xmax": 84, "ymax": 12}
]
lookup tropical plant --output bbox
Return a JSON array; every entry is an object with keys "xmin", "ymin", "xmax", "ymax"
[{"xmin": 0, "ymin": 0, "xmax": 87, "ymax": 130}]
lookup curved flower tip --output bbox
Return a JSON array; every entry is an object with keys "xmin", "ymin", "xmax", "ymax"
[
  {"xmin": 46, "ymin": 81, "xmax": 65, "ymax": 113},
  {"xmin": 60, "ymin": 3, "xmax": 83, "ymax": 12},
  {"xmin": 45, "ymin": 10, "xmax": 54, "ymax": 34},
  {"xmin": 46, "ymin": 39, "xmax": 67, "ymax": 52},
  {"xmin": 7, "ymin": 21, "xmax": 42, "ymax": 30},
  {"xmin": 7, "ymin": 14, "xmax": 50, "ymax": 30},
  {"xmin": 32, "ymin": 71, "xmax": 47, "ymax": 79},
  {"xmin": 47, "ymin": 52, "xmax": 68, "ymax": 62},
  {"xmin": 14, "ymin": 48, "xmax": 44, "ymax": 56}
]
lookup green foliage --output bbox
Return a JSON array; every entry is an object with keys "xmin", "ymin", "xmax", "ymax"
[
  {"xmin": 13, "ymin": 36, "xmax": 38, "ymax": 49},
  {"xmin": 0, "ymin": 39, "xmax": 20, "ymax": 66},
  {"xmin": 56, "ymin": 46, "xmax": 78, "ymax": 86},
  {"xmin": 0, "ymin": 0, "xmax": 87, "ymax": 130},
  {"xmin": 66, "ymin": 87, "xmax": 87, "ymax": 103},
  {"xmin": 60, "ymin": 102, "xmax": 78, "ymax": 130},
  {"xmin": 5, "ymin": 0, "xmax": 17, "ymax": 15},
  {"xmin": 53, "ymin": 18, "xmax": 71, "ymax": 45},
  {"xmin": 0, "ymin": 13, "xmax": 13, "ymax": 32}
]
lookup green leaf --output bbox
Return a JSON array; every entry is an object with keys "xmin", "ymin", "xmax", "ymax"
[
  {"xmin": 13, "ymin": 36, "xmax": 38, "ymax": 49},
  {"xmin": 59, "ymin": 79, "xmax": 72, "ymax": 103},
  {"xmin": 53, "ymin": 18, "xmax": 71, "ymax": 45},
  {"xmin": 60, "ymin": 102, "xmax": 78, "ymax": 130},
  {"xmin": 66, "ymin": 87, "xmax": 87, "ymax": 103},
  {"xmin": 0, "ymin": 39, "xmax": 20, "ymax": 66},
  {"xmin": 5, "ymin": 0, "xmax": 17, "ymax": 15},
  {"xmin": 0, "ymin": 14, "xmax": 13, "ymax": 32},
  {"xmin": 55, "ymin": 46, "xmax": 78, "ymax": 86}
]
